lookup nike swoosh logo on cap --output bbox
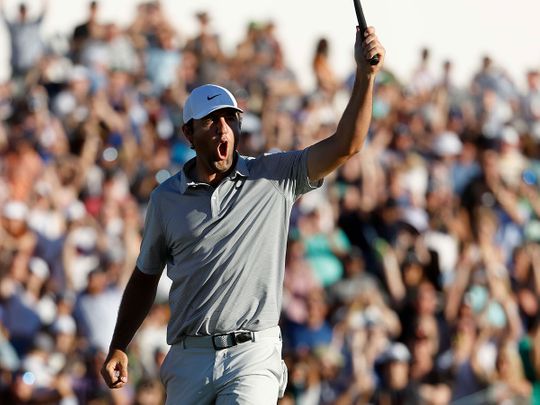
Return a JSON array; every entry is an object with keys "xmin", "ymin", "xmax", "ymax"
[{"xmin": 207, "ymin": 94, "xmax": 221, "ymax": 100}]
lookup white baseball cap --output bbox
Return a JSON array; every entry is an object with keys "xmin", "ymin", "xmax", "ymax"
[{"xmin": 183, "ymin": 84, "xmax": 243, "ymax": 123}]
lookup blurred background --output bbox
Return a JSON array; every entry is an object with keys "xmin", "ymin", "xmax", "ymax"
[
  {"xmin": 0, "ymin": 0, "xmax": 539, "ymax": 404},
  {"xmin": 0, "ymin": 0, "xmax": 539, "ymax": 89}
]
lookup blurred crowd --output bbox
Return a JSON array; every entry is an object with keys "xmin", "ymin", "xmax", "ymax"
[{"xmin": 0, "ymin": 1, "xmax": 539, "ymax": 404}]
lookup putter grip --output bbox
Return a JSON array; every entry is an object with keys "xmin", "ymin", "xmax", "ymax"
[{"xmin": 353, "ymin": 0, "xmax": 379, "ymax": 66}]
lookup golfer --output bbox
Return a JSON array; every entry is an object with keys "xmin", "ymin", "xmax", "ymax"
[{"xmin": 101, "ymin": 26, "xmax": 385, "ymax": 404}]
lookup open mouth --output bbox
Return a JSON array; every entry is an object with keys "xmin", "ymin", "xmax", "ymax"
[{"xmin": 217, "ymin": 141, "xmax": 228, "ymax": 160}]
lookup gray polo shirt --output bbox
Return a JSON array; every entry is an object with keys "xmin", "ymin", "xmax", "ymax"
[{"xmin": 136, "ymin": 148, "xmax": 321, "ymax": 343}]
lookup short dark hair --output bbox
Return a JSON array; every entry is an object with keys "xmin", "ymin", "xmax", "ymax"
[{"xmin": 184, "ymin": 119, "xmax": 194, "ymax": 132}]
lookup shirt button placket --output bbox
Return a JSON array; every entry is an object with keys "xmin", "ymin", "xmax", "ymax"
[{"xmin": 211, "ymin": 190, "xmax": 219, "ymax": 217}]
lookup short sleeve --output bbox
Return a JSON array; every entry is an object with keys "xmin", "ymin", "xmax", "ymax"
[
  {"xmin": 136, "ymin": 192, "xmax": 168, "ymax": 275},
  {"xmin": 260, "ymin": 147, "xmax": 323, "ymax": 201}
]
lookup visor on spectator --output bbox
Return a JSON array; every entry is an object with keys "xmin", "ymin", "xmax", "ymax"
[{"xmin": 183, "ymin": 84, "xmax": 243, "ymax": 123}]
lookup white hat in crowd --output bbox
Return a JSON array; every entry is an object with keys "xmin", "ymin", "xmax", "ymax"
[
  {"xmin": 500, "ymin": 125, "xmax": 519, "ymax": 146},
  {"xmin": 65, "ymin": 200, "xmax": 87, "ymax": 222},
  {"xmin": 52, "ymin": 315, "xmax": 77, "ymax": 335},
  {"xmin": 3, "ymin": 201, "xmax": 28, "ymax": 221},
  {"xmin": 432, "ymin": 131, "xmax": 463, "ymax": 157},
  {"xmin": 29, "ymin": 257, "xmax": 50, "ymax": 280},
  {"xmin": 380, "ymin": 342, "xmax": 411, "ymax": 363}
]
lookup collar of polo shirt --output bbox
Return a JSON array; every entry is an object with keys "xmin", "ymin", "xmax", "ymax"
[{"xmin": 179, "ymin": 153, "xmax": 250, "ymax": 193}]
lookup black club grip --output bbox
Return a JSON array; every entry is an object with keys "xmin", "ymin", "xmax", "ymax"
[{"xmin": 353, "ymin": 0, "xmax": 379, "ymax": 66}]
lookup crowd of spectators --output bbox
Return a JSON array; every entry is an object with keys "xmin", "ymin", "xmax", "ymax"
[{"xmin": 0, "ymin": 1, "xmax": 539, "ymax": 404}]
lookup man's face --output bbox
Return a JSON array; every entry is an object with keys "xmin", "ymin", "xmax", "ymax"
[
  {"xmin": 387, "ymin": 361, "xmax": 409, "ymax": 389},
  {"xmin": 187, "ymin": 108, "xmax": 241, "ymax": 174}
]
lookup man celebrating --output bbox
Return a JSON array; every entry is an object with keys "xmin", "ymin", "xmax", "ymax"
[
  {"xmin": 0, "ymin": 0, "xmax": 49, "ymax": 78},
  {"xmin": 101, "ymin": 26, "xmax": 385, "ymax": 404}
]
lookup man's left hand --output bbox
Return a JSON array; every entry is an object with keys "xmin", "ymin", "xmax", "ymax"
[{"xmin": 355, "ymin": 26, "xmax": 385, "ymax": 76}]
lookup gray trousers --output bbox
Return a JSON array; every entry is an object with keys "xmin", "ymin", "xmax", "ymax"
[{"xmin": 160, "ymin": 326, "xmax": 287, "ymax": 404}]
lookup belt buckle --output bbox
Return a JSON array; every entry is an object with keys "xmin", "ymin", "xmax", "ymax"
[
  {"xmin": 211, "ymin": 332, "xmax": 254, "ymax": 350},
  {"xmin": 234, "ymin": 331, "xmax": 254, "ymax": 344}
]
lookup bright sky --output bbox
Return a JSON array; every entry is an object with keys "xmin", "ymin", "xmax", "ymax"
[{"xmin": 0, "ymin": 0, "xmax": 538, "ymax": 91}]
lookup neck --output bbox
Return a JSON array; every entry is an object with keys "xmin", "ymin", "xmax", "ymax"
[
  {"xmin": 193, "ymin": 154, "xmax": 237, "ymax": 186},
  {"xmin": 411, "ymin": 359, "xmax": 433, "ymax": 377}
]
